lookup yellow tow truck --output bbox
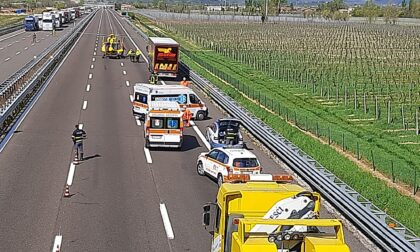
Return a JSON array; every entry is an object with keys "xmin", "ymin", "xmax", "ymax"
[
  {"xmin": 101, "ymin": 34, "xmax": 125, "ymax": 59},
  {"xmin": 202, "ymin": 174, "xmax": 351, "ymax": 252}
]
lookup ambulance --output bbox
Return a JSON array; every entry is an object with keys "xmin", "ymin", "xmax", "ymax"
[
  {"xmin": 133, "ymin": 84, "xmax": 208, "ymax": 121},
  {"xmin": 144, "ymin": 101, "xmax": 184, "ymax": 148}
]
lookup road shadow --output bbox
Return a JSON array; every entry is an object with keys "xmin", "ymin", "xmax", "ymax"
[
  {"xmin": 150, "ymin": 134, "xmax": 201, "ymax": 152},
  {"xmin": 83, "ymin": 154, "xmax": 101, "ymax": 161}
]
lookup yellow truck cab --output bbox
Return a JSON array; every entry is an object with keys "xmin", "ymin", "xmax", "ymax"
[
  {"xmin": 202, "ymin": 174, "xmax": 350, "ymax": 252},
  {"xmin": 144, "ymin": 101, "xmax": 183, "ymax": 148}
]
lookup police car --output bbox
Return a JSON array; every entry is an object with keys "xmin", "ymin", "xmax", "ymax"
[{"xmin": 196, "ymin": 147, "xmax": 261, "ymax": 186}]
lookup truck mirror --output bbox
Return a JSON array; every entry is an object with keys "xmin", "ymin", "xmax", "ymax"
[{"xmin": 202, "ymin": 212, "xmax": 211, "ymax": 226}]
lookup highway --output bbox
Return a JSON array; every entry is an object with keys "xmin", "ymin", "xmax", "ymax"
[
  {"xmin": 0, "ymin": 19, "xmax": 83, "ymax": 83},
  {"xmin": 0, "ymin": 9, "xmax": 367, "ymax": 251}
]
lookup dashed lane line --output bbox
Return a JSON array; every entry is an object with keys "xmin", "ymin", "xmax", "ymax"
[
  {"xmin": 82, "ymin": 100, "xmax": 88, "ymax": 110},
  {"xmin": 93, "ymin": 52, "xmax": 96, "ymax": 56},
  {"xmin": 120, "ymin": 62, "xmax": 124, "ymax": 67},
  {"xmin": 86, "ymin": 84, "xmax": 91, "ymax": 92},
  {"xmin": 16, "ymin": 51, "xmax": 20, "ymax": 55},
  {"xmin": 125, "ymin": 80, "xmax": 130, "ymax": 87},
  {"xmin": 160, "ymin": 203, "xmax": 175, "ymax": 240},
  {"xmin": 90, "ymin": 64, "xmax": 94, "ymax": 69},
  {"xmin": 0, "ymin": 30, "xmax": 25, "ymax": 42},
  {"xmin": 24, "ymin": 47, "xmax": 28, "ymax": 50},
  {"xmin": 7, "ymin": 43, "xmax": 12, "ymax": 47},
  {"xmin": 144, "ymin": 147, "xmax": 152, "ymax": 164},
  {"xmin": 4, "ymin": 57, "xmax": 10, "ymax": 62},
  {"xmin": 51, "ymin": 235, "xmax": 62, "ymax": 252},
  {"xmin": 129, "ymin": 95, "xmax": 134, "ymax": 102},
  {"xmin": 122, "ymin": 70, "xmax": 126, "ymax": 75},
  {"xmin": 136, "ymin": 118, "xmax": 141, "ymax": 126},
  {"xmin": 92, "ymin": 57, "xmax": 95, "ymax": 62},
  {"xmin": 88, "ymin": 73, "xmax": 93, "ymax": 79},
  {"xmin": 190, "ymin": 121, "xmax": 211, "ymax": 150}
]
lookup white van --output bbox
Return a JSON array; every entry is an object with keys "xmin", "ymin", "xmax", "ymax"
[
  {"xmin": 133, "ymin": 83, "xmax": 208, "ymax": 121},
  {"xmin": 144, "ymin": 101, "xmax": 184, "ymax": 148}
]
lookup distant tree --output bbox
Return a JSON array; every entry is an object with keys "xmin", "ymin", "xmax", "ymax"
[
  {"xmin": 383, "ymin": 3, "xmax": 400, "ymax": 24},
  {"xmin": 409, "ymin": 0, "xmax": 415, "ymax": 10},
  {"xmin": 363, "ymin": 0, "xmax": 379, "ymax": 23},
  {"xmin": 402, "ymin": 0, "xmax": 407, "ymax": 7}
]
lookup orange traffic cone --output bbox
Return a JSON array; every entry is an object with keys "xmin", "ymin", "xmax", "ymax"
[{"xmin": 64, "ymin": 185, "xmax": 70, "ymax": 198}]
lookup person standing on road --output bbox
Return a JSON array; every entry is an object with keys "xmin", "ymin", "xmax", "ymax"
[
  {"xmin": 180, "ymin": 77, "xmax": 189, "ymax": 87},
  {"xmin": 135, "ymin": 49, "xmax": 142, "ymax": 63},
  {"xmin": 32, "ymin": 33, "xmax": 36, "ymax": 44},
  {"xmin": 72, "ymin": 124, "xmax": 87, "ymax": 161},
  {"xmin": 127, "ymin": 49, "xmax": 134, "ymax": 62}
]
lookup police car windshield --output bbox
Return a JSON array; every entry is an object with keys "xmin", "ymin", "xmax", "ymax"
[{"xmin": 233, "ymin": 158, "xmax": 259, "ymax": 168}]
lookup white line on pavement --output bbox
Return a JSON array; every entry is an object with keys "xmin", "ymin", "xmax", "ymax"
[
  {"xmin": 51, "ymin": 235, "xmax": 62, "ymax": 252},
  {"xmin": 90, "ymin": 64, "xmax": 94, "ymax": 69},
  {"xmin": 120, "ymin": 62, "xmax": 124, "ymax": 67},
  {"xmin": 136, "ymin": 118, "xmax": 141, "ymax": 126},
  {"xmin": 41, "ymin": 37, "xmax": 45, "ymax": 40},
  {"xmin": 67, "ymin": 163, "xmax": 76, "ymax": 186},
  {"xmin": 129, "ymin": 95, "xmax": 134, "ymax": 102},
  {"xmin": 16, "ymin": 51, "xmax": 20, "ymax": 55},
  {"xmin": 24, "ymin": 47, "xmax": 28, "ymax": 50},
  {"xmin": 4, "ymin": 57, "xmax": 10, "ymax": 62},
  {"xmin": 144, "ymin": 147, "xmax": 152, "ymax": 164},
  {"xmin": 161, "ymin": 80, "xmax": 167, "ymax": 85},
  {"xmin": 7, "ymin": 43, "xmax": 12, "ymax": 47},
  {"xmin": 93, "ymin": 52, "xmax": 96, "ymax": 56},
  {"xmin": 94, "ymin": 47, "xmax": 97, "ymax": 51},
  {"xmin": 88, "ymin": 73, "xmax": 93, "ymax": 79},
  {"xmin": 92, "ymin": 57, "xmax": 95, "ymax": 62},
  {"xmin": 31, "ymin": 43, "xmax": 34, "ymax": 46},
  {"xmin": 0, "ymin": 47, "xmax": 3, "ymax": 50},
  {"xmin": 159, "ymin": 203, "xmax": 175, "ymax": 240},
  {"xmin": 190, "ymin": 121, "xmax": 211, "ymax": 150},
  {"xmin": 86, "ymin": 84, "xmax": 91, "ymax": 92},
  {"xmin": 15, "ymin": 40, "xmax": 19, "ymax": 43},
  {"xmin": 82, "ymin": 100, "xmax": 88, "ymax": 110},
  {"xmin": 125, "ymin": 80, "xmax": 130, "ymax": 87},
  {"xmin": 122, "ymin": 70, "xmax": 126, "ymax": 75},
  {"xmin": 0, "ymin": 30, "xmax": 25, "ymax": 42}
]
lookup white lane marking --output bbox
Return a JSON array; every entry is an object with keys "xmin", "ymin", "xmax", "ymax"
[
  {"xmin": 31, "ymin": 43, "xmax": 34, "ymax": 46},
  {"xmin": 16, "ymin": 51, "xmax": 20, "ymax": 55},
  {"xmin": 144, "ymin": 147, "xmax": 152, "ymax": 164},
  {"xmin": 190, "ymin": 121, "xmax": 211, "ymax": 150},
  {"xmin": 86, "ymin": 84, "xmax": 91, "ymax": 92},
  {"xmin": 159, "ymin": 203, "xmax": 175, "ymax": 240},
  {"xmin": 94, "ymin": 47, "xmax": 97, "ymax": 51},
  {"xmin": 46, "ymin": 34, "xmax": 50, "ymax": 37},
  {"xmin": 136, "ymin": 119, "xmax": 141, "ymax": 126},
  {"xmin": 88, "ymin": 73, "xmax": 93, "ymax": 79},
  {"xmin": 51, "ymin": 235, "xmax": 62, "ymax": 252},
  {"xmin": 15, "ymin": 40, "xmax": 19, "ymax": 43},
  {"xmin": 93, "ymin": 52, "xmax": 96, "ymax": 56},
  {"xmin": 0, "ymin": 30, "xmax": 25, "ymax": 42},
  {"xmin": 67, "ymin": 163, "xmax": 76, "ymax": 186},
  {"xmin": 82, "ymin": 100, "xmax": 88, "ymax": 110},
  {"xmin": 4, "ymin": 57, "xmax": 10, "ymax": 62},
  {"xmin": 78, "ymin": 123, "xmax": 84, "ymax": 130},
  {"xmin": 110, "ymin": 11, "xmax": 149, "ymax": 63},
  {"xmin": 7, "ymin": 43, "xmax": 12, "ymax": 47},
  {"xmin": 161, "ymin": 80, "xmax": 167, "ymax": 85},
  {"xmin": 41, "ymin": 37, "xmax": 45, "ymax": 40},
  {"xmin": 120, "ymin": 62, "xmax": 124, "ymax": 67},
  {"xmin": 24, "ymin": 47, "xmax": 28, "ymax": 50},
  {"xmin": 122, "ymin": 70, "xmax": 126, "ymax": 75},
  {"xmin": 90, "ymin": 64, "xmax": 94, "ymax": 69},
  {"xmin": 0, "ymin": 47, "xmax": 3, "ymax": 50},
  {"xmin": 92, "ymin": 57, "xmax": 95, "ymax": 62},
  {"xmin": 125, "ymin": 80, "xmax": 130, "ymax": 87},
  {"xmin": 129, "ymin": 95, "xmax": 134, "ymax": 102}
]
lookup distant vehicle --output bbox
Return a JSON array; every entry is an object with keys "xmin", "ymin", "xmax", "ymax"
[
  {"xmin": 115, "ymin": 3, "xmax": 122, "ymax": 10},
  {"xmin": 51, "ymin": 11, "xmax": 62, "ymax": 28},
  {"xmin": 144, "ymin": 101, "xmax": 184, "ymax": 149},
  {"xmin": 63, "ymin": 10, "xmax": 70, "ymax": 23},
  {"xmin": 69, "ymin": 8, "xmax": 76, "ymax": 20},
  {"xmin": 74, "ymin": 7, "xmax": 80, "ymax": 18},
  {"xmin": 16, "ymin": 9, "xmax": 26, "ymax": 14},
  {"xmin": 196, "ymin": 147, "xmax": 261, "ymax": 186},
  {"xmin": 42, "ymin": 12, "xmax": 55, "ymax": 31},
  {"xmin": 146, "ymin": 37, "xmax": 180, "ymax": 79},
  {"xmin": 33, "ymin": 14, "xmax": 43, "ymax": 30},
  {"xmin": 206, "ymin": 118, "xmax": 244, "ymax": 149},
  {"xmin": 24, "ymin": 15, "xmax": 39, "ymax": 31},
  {"xmin": 132, "ymin": 84, "xmax": 208, "ymax": 121}
]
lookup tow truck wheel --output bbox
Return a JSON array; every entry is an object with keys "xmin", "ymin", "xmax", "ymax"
[
  {"xmin": 196, "ymin": 111, "xmax": 205, "ymax": 121},
  {"xmin": 197, "ymin": 162, "xmax": 205, "ymax": 176},
  {"xmin": 217, "ymin": 174, "xmax": 223, "ymax": 187}
]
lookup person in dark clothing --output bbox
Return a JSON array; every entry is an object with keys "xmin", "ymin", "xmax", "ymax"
[{"xmin": 72, "ymin": 124, "xmax": 87, "ymax": 161}]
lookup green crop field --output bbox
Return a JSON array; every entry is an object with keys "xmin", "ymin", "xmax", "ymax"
[
  {"xmin": 132, "ymin": 14, "xmax": 420, "ymax": 234},
  {"xmin": 0, "ymin": 15, "xmax": 23, "ymax": 28}
]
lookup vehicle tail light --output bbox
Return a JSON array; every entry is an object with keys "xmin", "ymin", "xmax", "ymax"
[{"xmin": 272, "ymin": 175, "xmax": 293, "ymax": 183}]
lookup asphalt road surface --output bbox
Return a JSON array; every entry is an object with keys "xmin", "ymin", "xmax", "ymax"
[
  {"xmin": 0, "ymin": 17, "xmax": 85, "ymax": 84},
  {"xmin": 0, "ymin": 9, "xmax": 367, "ymax": 251}
]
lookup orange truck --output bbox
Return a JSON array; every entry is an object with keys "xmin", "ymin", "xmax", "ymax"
[{"xmin": 146, "ymin": 37, "xmax": 180, "ymax": 78}]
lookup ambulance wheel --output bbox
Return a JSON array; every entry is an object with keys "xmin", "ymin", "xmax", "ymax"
[
  {"xmin": 196, "ymin": 111, "xmax": 206, "ymax": 121},
  {"xmin": 145, "ymin": 139, "xmax": 150, "ymax": 148},
  {"xmin": 197, "ymin": 161, "xmax": 205, "ymax": 176},
  {"xmin": 217, "ymin": 174, "xmax": 223, "ymax": 187}
]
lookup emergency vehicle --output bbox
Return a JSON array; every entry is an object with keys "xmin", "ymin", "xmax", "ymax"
[
  {"xmin": 202, "ymin": 174, "xmax": 351, "ymax": 252},
  {"xmin": 144, "ymin": 101, "xmax": 184, "ymax": 148},
  {"xmin": 196, "ymin": 147, "xmax": 261, "ymax": 186},
  {"xmin": 133, "ymin": 84, "xmax": 208, "ymax": 121}
]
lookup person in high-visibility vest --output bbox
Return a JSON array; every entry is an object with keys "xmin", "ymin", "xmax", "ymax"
[
  {"xmin": 149, "ymin": 74, "xmax": 157, "ymax": 84},
  {"xmin": 127, "ymin": 49, "xmax": 134, "ymax": 62},
  {"xmin": 135, "ymin": 49, "xmax": 142, "ymax": 63},
  {"xmin": 180, "ymin": 77, "xmax": 189, "ymax": 87},
  {"xmin": 182, "ymin": 109, "xmax": 192, "ymax": 127}
]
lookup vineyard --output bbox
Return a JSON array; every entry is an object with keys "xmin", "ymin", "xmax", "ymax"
[{"xmin": 157, "ymin": 20, "xmax": 420, "ymax": 192}]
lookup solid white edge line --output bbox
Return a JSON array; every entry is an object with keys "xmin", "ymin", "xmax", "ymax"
[
  {"xmin": 0, "ymin": 9, "xmax": 97, "ymax": 153},
  {"xmin": 125, "ymin": 80, "xmax": 130, "ymax": 87},
  {"xmin": 88, "ymin": 73, "xmax": 93, "ymax": 79},
  {"xmin": 82, "ymin": 100, "xmax": 88, "ymax": 110},
  {"xmin": 51, "ymin": 235, "xmax": 62, "ymax": 252},
  {"xmin": 86, "ymin": 84, "xmax": 91, "ymax": 92},
  {"xmin": 129, "ymin": 95, "xmax": 134, "ymax": 102},
  {"xmin": 0, "ymin": 30, "xmax": 25, "ymax": 43},
  {"xmin": 190, "ymin": 121, "xmax": 211, "ymax": 150},
  {"xmin": 67, "ymin": 163, "xmax": 76, "ymax": 186},
  {"xmin": 136, "ymin": 119, "xmax": 141, "ymax": 126},
  {"xmin": 159, "ymin": 203, "xmax": 175, "ymax": 240},
  {"xmin": 144, "ymin": 147, "xmax": 152, "ymax": 164}
]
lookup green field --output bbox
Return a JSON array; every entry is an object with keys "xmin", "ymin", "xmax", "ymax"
[
  {"xmin": 132, "ymin": 14, "xmax": 420, "ymax": 234},
  {"xmin": 0, "ymin": 15, "xmax": 23, "ymax": 28}
]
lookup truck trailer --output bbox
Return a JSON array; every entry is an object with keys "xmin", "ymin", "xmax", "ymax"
[{"xmin": 147, "ymin": 37, "xmax": 180, "ymax": 79}]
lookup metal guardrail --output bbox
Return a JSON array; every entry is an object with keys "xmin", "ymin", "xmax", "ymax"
[
  {"xmin": 124, "ymin": 15, "xmax": 420, "ymax": 251},
  {"xmin": 0, "ymin": 12, "xmax": 96, "ymax": 139},
  {"xmin": 180, "ymin": 62, "xmax": 420, "ymax": 252},
  {"xmin": 0, "ymin": 23, "xmax": 22, "ymax": 37}
]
